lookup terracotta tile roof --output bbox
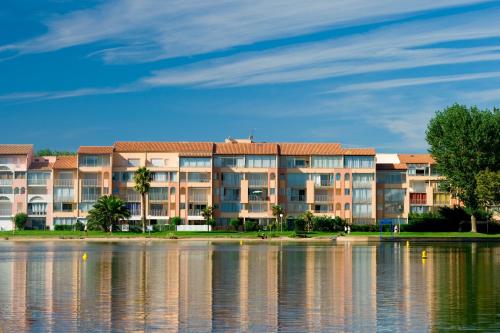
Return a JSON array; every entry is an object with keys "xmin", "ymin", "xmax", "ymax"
[
  {"xmin": 342, "ymin": 148, "xmax": 376, "ymax": 156},
  {"xmin": 78, "ymin": 146, "xmax": 114, "ymax": 154},
  {"xmin": 29, "ymin": 159, "xmax": 53, "ymax": 171},
  {"xmin": 279, "ymin": 143, "xmax": 343, "ymax": 155},
  {"xmin": 377, "ymin": 163, "xmax": 407, "ymax": 171},
  {"xmin": 398, "ymin": 154, "xmax": 435, "ymax": 164},
  {"xmin": 114, "ymin": 142, "xmax": 214, "ymax": 154},
  {"xmin": 0, "ymin": 144, "xmax": 33, "ymax": 155},
  {"xmin": 53, "ymin": 156, "xmax": 77, "ymax": 169},
  {"xmin": 214, "ymin": 142, "xmax": 278, "ymax": 155},
  {"xmin": 179, "ymin": 152, "xmax": 213, "ymax": 157}
]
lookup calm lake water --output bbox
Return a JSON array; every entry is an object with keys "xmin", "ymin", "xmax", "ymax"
[{"xmin": 0, "ymin": 240, "xmax": 498, "ymax": 332}]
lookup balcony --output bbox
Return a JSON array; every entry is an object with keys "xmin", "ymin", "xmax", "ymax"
[
  {"xmin": 28, "ymin": 207, "xmax": 47, "ymax": 216},
  {"xmin": 352, "ymin": 181, "xmax": 372, "ymax": 188},
  {"xmin": 248, "ymin": 203, "xmax": 268, "ymax": 213},
  {"xmin": 314, "ymin": 205, "xmax": 334, "ymax": 213},
  {"xmin": 149, "ymin": 193, "xmax": 168, "ymax": 202},
  {"xmin": 287, "ymin": 203, "xmax": 308, "ymax": 213},
  {"xmin": 81, "ymin": 194, "xmax": 100, "ymax": 202},
  {"xmin": 248, "ymin": 178, "xmax": 268, "ymax": 187},
  {"xmin": 54, "ymin": 195, "xmax": 74, "ymax": 202},
  {"xmin": 82, "ymin": 179, "xmax": 101, "ymax": 187},
  {"xmin": 0, "ymin": 208, "xmax": 12, "ymax": 216},
  {"xmin": 188, "ymin": 209, "xmax": 204, "ymax": 216},
  {"xmin": 289, "ymin": 195, "xmax": 305, "ymax": 202},
  {"xmin": 248, "ymin": 194, "xmax": 267, "ymax": 202},
  {"xmin": 0, "ymin": 179, "xmax": 13, "ymax": 186},
  {"xmin": 149, "ymin": 209, "xmax": 168, "ymax": 216},
  {"xmin": 314, "ymin": 194, "xmax": 332, "ymax": 202},
  {"xmin": 410, "ymin": 193, "xmax": 427, "ymax": 205},
  {"xmin": 189, "ymin": 193, "xmax": 208, "ymax": 202},
  {"xmin": 27, "ymin": 178, "xmax": 48, "ymax": 186},
  {"xmin": 54, "ymin": 179, "xmax": 74, "ymax": 187},
  {"xmin": 315, "ymin": 179, "xmax": 333, "ymax": 187},
  {"xmin": 124, "ymin": 194, "xmax": 141, "ymax": 202}
]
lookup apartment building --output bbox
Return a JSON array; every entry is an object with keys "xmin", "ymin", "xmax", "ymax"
[
  {"xmin": 1, "ymin": 140, "xmax": 454, "ymax": 230},
  {"xmin": 376, "ymin": 153, "xmax": 456, "ymax": 224}
]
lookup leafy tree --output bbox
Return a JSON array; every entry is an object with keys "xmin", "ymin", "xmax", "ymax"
[
  {"xmin": 201, "ymin": 206, "xmax": 214, "ymax": 231},
  {"xmin": 476, "ymin": 169, "xmax": 500, "ymax": 210},
  {"xmin": 87, "ymin": 195, "xmax": 130, "ymax": 232},
  {"xmin": 229, "ymin": 218, "xmax": 241, "ymax": 231},
  {"xmin": 13, "ymin": 212, "xmax": 28, "ymax": 230},
  {"xmin": 271, "ymin": 204, "xmax": 285, "ymax": 231},
  {"xmin": 426, "ymin": 104, "xmax": 500, "ymax": 232},
  {"xmin": 169, "ymin": 216, "xmax": 182, "ymax": 226},
  {"xmin": 36, "ymin": 148, "xmax": 75, "ymax": 156},
  {"xmin": 133, "ymin": 167, "xmax": 152, "ymax": 233}
]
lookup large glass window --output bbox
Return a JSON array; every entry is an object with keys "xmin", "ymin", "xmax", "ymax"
[
  {"xmin": 79, "ymin": 155, "xmax": 110, "ymax": 167},
  {"xmin": 384, "ymin": 189, "xmax": 405, "ymax": 214},
  {"xmin": 222, "ymin": 188, "xmax": 240, "ymax": 201},
  {"xmin": 352, "ymin": 204, "xmax": 372, "ymax": 218},
  {"xmin": 27, "ymin": 172, "xmax": 50, "ymax": 185},
  {"xmin": 222, "ymin": 172, "xmax": 242, "ymax": 186},
  {"xmin": 246, "ymin": 155, "xmax": 276, "ymax": 168},
  {"xmin": 353, "ymin": 188, "xmax": 372, "ymax": 203},
  {"xmin": 312, "ymin": 156, "xmax": 342, "ymax": 168},
  {"xmin": 285, "ymin": 157, "xmax": 308, "ymax": 168},
  {"xmin": 287, "ymin": 173, "xmax": 308, "ymax": 186},
  {"xmin": 215, "ymin": 156, "xmax": 244, "ymax": 167},
  {"xmin": 407, "ymin": 164, "xmax": 429, "ymax": 176},
  {"xmin": 352, "ymin": 173, "xmax": 374, "ymax": 187},
  {"xmin": 221, "ymin": 202, "xmax": 241, "ymax": 212},
  {"xmin": 127, "ymin": 159, "xmax": 140, "ymax": 167},
  {"xmin": 344, "ymin": 156, "xmax": 374, "ymax": 168},
  {"xmin": 149, "ymin": 187, "xmax": 169, "ymax": 201},
  {"xmin": 377, "ymin": 171, "xmax": 405, "ymax": 184},
  {"xmin": 180, "ymin": 157, "xmax": 211, "ymax": 168}
]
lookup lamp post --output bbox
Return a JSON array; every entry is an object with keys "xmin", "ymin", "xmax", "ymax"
[{"xmin": 280, "ymin": 213, "xmax": 284, "ymax": 233}]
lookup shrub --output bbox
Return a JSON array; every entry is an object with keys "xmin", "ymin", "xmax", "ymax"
[
  {"xmin": 75, "ymin": 221, "xmax": 85, "ymax": 231},
  {"xmin": 153, "ymin": 224, "xmax": 175, "ymax": 232},
  {"xmin": 294, "ymin": 218, "xmax": 306, "ymax": 232},
  {"xmin": 13, "ymin": 213, "xmax": 28, "ymax": 230},
  {"xmin": 169, "ymin": 216, "xmax": 182, "ymax": 225},
  {"xmin": 208, "ymin": 218, "xmax": 217, "ymax": 227},
  {"xmin": 128, "ymin": 225, "xmax": 143, "ymax": 233},
  {"xmin": 350, "ymin": 224, "xmax": 381, "ymax": 232},
  {"xmin": 229, "ymin": 219, "xmax": 241, "ymax": 231},
  {"xmin": 244, "ymin": 221, "xmax": 259, "ymax": 231},
  {"xmin": 54, "ymin": 225, "xmax": 74, "ymax": 231},
  {"xmin": 312, "ymin": 216, "xmax": 346, "ymax": 232}
]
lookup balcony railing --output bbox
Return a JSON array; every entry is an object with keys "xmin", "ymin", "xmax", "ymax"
[
  {"xmin": 289, "ymin": 195, "xmax": 305, "ymax": 202},
  {"xmin": 0, "ymin": 179, "xmax": 13, "ymax": 186},
  {"xmin": 315, "ymin": 195, "xmax": 332, "ymax": 202},
  {"xmin": 352, "ymin": 198, "xmax": 372, "ymax": 204},
  {"xmin": 248, "ymin": 203, "xmax": 268, "ymax": 212},
  {"xmin": 54, "ymin": 179, "xmax": 74, "ymax": 187},
  {"xmin": 54, "ymin": 195, "xmax": 74, "ymax": 202},
  {"xmin": 352, "ymin": 181, "xmax": 372, "ymax": 188},
  {"xmin": 149, "ymin": 194, "xmax": 168, "ymax": 201},
  {"xmin": 189, "ymin": 194, "xmax": 208, "ymax": 202},
  {"xmin": 248, "ymin": 194, "xmax": 267, "ymax": 202},
  {"xmin": 410, "ymin": 198, "xmax": 427, "ymax": 205},
  {"xmin": 28, "ymin": 209, "xmax": 47, "ymax": 216},
  {"xmin": 222, "ymin": 196, "xmax": 240, "ymax": 201},
  {"xmin": 81, "ymin": 194, "xmax": 100, "ymax": 202},
  {"xmin": 188, "ymin": 209, "xmax": 203, "ymax": 216},
  {"xmin": 149, "ymin": 209, "xmax": 168, "ymax": 216},
  {"xmin": 187, "ymin": 176, "xmax": 210, "ymax": 183},
  {"xmin": 315, "ymin": 180, "xmax": 332, "ymax": 187},
  {"xmin": 314, "ymin": 206, "xmax": 334, "ymax": 213},
  {"xmin": 287, "ymin": 203, "xmax": 308, "ymax": 212},
  {"xmin": 0, "ymin": 208, "xmax": 12, "ymax": 216},
  {"xmin": 82, "ymin": 179, "xmax": 101, "ymax": 187},
  {"xmin": 248, "ymin": 179, "xmax": 268, "ymax": 187},
  {"xmin": 124, "ymin": 194, "xmax": 141, "ymax": 202},
  {"xmin": 27, "ymin": 179, "xmax": 48, "ymax": 186}
]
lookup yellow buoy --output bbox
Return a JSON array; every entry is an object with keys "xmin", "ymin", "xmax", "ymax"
[
  {"xmin": 82, "ymin": 252, "xmax": 88, "ymax": 261},
  {"xmin": 240, "ymin": 240, "xmax": 243, "ymax": 246},
  {"xmin": 406, "ymin": 241, "xmax": 410, "ymax": 247},
  {"xmin": 421, "ymin": 250, "xmax": 427, "ymax": 259}
]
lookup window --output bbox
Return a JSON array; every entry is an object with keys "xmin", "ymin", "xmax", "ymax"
[
  {"xmin": 120, "ymin": 172, "xmax": 134, "ymax": 182},
  {"xmin": 150, "ymin": 187, "xmax": 169, "ymax": 201},
  {"xmin": 344, "ymin": 173, "xmax": 350, "ymax": 181},
  {"xmin": 312, "ymin": 156, "xmax": 342, "ymax": 168},
  {"xmin": 222, "ymin": 188, "xmax": 240, "ymax": 201},
  {"xmin": 344, "ymin": 156, "xmax": 374, "ymax": 168},
  {"xmin": 15, "ymin": 172, "xmax": 26, "ymax": 179},
  {"xmin": 180, "ymin": 157, "xmax": 211, "ymax": 167},
  {"xmin": 128, "ymin": 159, "xmax": 140, "ymax": 167},
  {"xmin": 270, "ymin": 188, "xmax": 276, "ymax": 195},
  {"xmin": 286, "ymin": 157, "xmax": 308, "ymax": 168},
  {"xmin": 335, "ymin": 203, "xmax": 341, "ymax": 210},
  {"xmin": 384, "ymin": 189, "xmax": 404, "ymax": 213},
  {"xmin": 352, "ymin": 204, "xmax": 372, "ymax": 218},
  {"xmin": 222, "ymin": 172, "xmax": 242, "ymax": 186},
  {"xmin": 344, "ymin": 203, "xmax": 350, "ymax": 210},
  {"xmin": 150, "ymin": 158, "xmax": 164, "ymax": 167},
  {"xmin": 27, "ymin": 172, "xmax": 50, "ymax": 185},
  {"xmin": 188, "ymin": 172, "xmax": 210, "ymax": 183},
  {"xmin": 151, "ymin": 172, "xmax": 167, "ymax": 182},
  {"xmin": 169, "ymin": 172, "xmax": 178, "ymax": 182},
  {"xmin": 246, "ymin": 155, "xmax": 276, "ymax": 168},
  {"xmin": 352, "ymin": 173, "xmax": 374, "ymax": 188},
  {"xmin": 407, "ymin": 164, "xmax": 429, "ymax": 176},
  {"xmin": 279, "ymin": 188, "xmax": 286, "ymax": 195},
  {"xmin": 79, "ymin": 155, "xmax": 110, "ymax": 167},
  {"xmin": 287, "ymin": 173, "xmax": 308, "ymax": 186},
  {"xmin": 335, "ymin": 173, "xmax": 341, "ymax": 181},
  {"xmin": 215, "ymin": 156, "xmax": 244, "ymax": 167},
  {"xmin": 53, "ymin": 203, "xmax": 74, "ymax": 212},
  {"xmin": 352, "ymin": 188, "xmax": 371, "ymax": 203},
  {"xmin": 53, "ymin": 218, "xmax": 77, "ymax": 226},
  {"xmin": 377, "ymin": 171, "xmax": 405, "ymax": 184},
  {"xmin": 344, "ymin": 189, "xmax": 350, "ymax": 195},
  {"xmin": 221, "ymin": 202, "xmax": 241, "ymax": 212}
]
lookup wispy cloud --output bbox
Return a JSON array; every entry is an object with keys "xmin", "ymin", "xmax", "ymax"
[
  {"xmin": 0, "ymin": 0, "xmax": 488, "ymax": 63},
  {"xmin": 141, "ymin": 7, "xmax": 500, "ymax": 87}
]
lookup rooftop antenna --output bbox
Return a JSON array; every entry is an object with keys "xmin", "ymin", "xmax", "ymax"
[{"xmin": 249, "ymin": 128, "xmax": 256, "ymax": 142}]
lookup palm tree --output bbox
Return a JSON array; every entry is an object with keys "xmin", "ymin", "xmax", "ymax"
[
  {"xmin": 201, "ymin": 206, "xmax": 213, "ymax": 231},
  {"xmin": 134, "ymin": 167, "xmax": 152, "ymax": 233},
  {"xmin": 271, "ymin": 204, "xmax": 284, "ymax": 231},
  {"xmin": 301, "ymin": 210, "xmax": 314, "ymax": 232},
  {"xmin": 87, "ymin": 195, "xmax": 130, "ymax": 232}
]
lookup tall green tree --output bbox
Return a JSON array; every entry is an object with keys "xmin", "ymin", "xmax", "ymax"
[
  {"xmin": 133, "ymin": 167, "xmax": 152, "ymax": 233},
  {"xmin": 87, "ymin": 195, "xmax": 130, "ymax": 232},
  {"xmin": 271, "ymin": 204, "xmax": 284, "ymax": 224},
  {"xmin": 13, "ymin": 212, "xmax": 28, "ymax": 230},
  {"xmin": 426, "ymin": 104, "xmax": 500, "ymax": 232},
  {"xmin": 300, "ymin": 210, "xmax": 314, "ymax": 232},
  {"xmin": 201, "ymin": 206, "xmax": 214, "ymax": 231},
  {"xmin": 476, "ymin": 169, "xmax": 500, "ymax": 210}
]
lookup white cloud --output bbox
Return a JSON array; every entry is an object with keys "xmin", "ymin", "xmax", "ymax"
[
  {"xmin": 138, "ymin": 6, "xmax": 500, "ymax": 87},
  {"xmin": 0, "ymin": 0, "xmax": 488, "ymax": 63}
]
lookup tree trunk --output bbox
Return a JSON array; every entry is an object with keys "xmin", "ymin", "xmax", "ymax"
[
  {"xmin": 471, "ymin": 214, "xmax": 477, "ymax": 233},
  {"xmin": 142, "ymin": 193, "xmax": 146, "ymax": 233}
]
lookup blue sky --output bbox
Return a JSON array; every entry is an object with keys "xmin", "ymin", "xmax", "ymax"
[{"xmin": 1, "ymin": 0, "xmax": 500, "ymax": 152}]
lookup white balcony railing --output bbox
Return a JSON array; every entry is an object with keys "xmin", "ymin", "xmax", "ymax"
[
  {"xmin": 188, "ymin": 209, "xmax": 204, "ymax": 216},
  {"xmin": 189, "ymin": 194, "xmax": 208, "ymax": 202},
  {"xmin": 54, "ymin": 195, "xmax": 74, "ymax": 202},
  {"xmin": 54, "ymin": 179, "xmax": 74, "ymax": 187},
  {"xmin": 0, "ymin": 208, "xmax": 12, "ymax": 216},
  {"xmin": 248, "ymin": 203, "xmax": 268, "ymax": 212},
  {"xmin": 315, "ymin": 195, "xmax": 332, "ymax": 202},
  {"xmin": 27, "ymin": 179, "xmax": 48, "ymax": 186},
  {"xmin": 0, "ymin": 179, "xmax": 13, "ymax": 186},
  {"xmin": 315, "ymin": 180, "xmax": 332, "ymax": 187},
  {"xmin": 82, "ymin": 179, "xmax": 100, "ymax": 187},
  {"xmin": 352, "ymin": 181, "xmax": 372, "ymax": 188},
  {"xmin": 149, "ymin": 209, "xmax": 168, "ymax": 216}
]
